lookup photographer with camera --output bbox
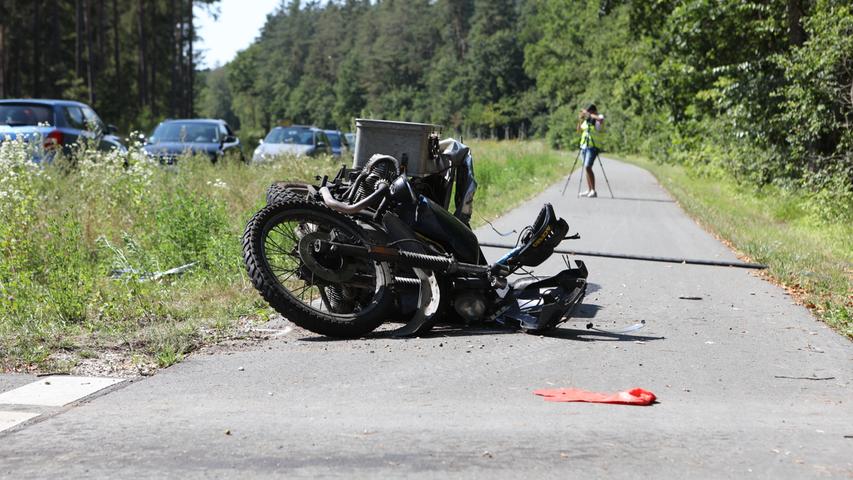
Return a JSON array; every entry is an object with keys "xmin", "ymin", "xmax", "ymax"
[{"xmin": 576, "ymin": 104, "xmax": 605, "ymax": 198}]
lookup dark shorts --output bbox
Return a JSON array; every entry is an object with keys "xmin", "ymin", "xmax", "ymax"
[{"xmin": 582, "ymin": 147, "xmax": 598, "ymax": 168}]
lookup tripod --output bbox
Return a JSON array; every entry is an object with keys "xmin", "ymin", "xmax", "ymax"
[{"xmin": 560, "ymin": 133, "xmax": 614, "ymax": 198}]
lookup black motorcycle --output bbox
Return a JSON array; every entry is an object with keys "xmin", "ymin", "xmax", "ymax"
[{"xmin": 242, "ymin": 138, "xmax": 588, "ymax": 338}]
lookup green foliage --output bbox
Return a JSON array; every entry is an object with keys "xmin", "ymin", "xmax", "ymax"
[
  {"xmin": 198, "ymin": 68, "xmax": 240, "ymax": 128},
  {"xmin": 777, "ymin": 0, "xmax": 853, "ymax": 170},
  {"xmin": 220, "ymin": 0, "xmax": 530, "ymax": 136}
]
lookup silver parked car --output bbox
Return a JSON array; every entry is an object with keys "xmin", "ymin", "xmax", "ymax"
[{"xmin": 252, "ymin": 125, "xmax": 331, "ymax": 163}]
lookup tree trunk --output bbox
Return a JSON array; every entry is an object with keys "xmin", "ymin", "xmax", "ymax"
[
  {"xmin": 0, "ymin": 22, "xmax": 5, "ymax": 98},
  {"xmin": 186, "ymin": 0, "xmax": 194, "ymax": 117},
  {"xmin": 85, "ymin": 0, "xmax": 96, "ymax": 104},
  {"xmin": 76, "ymin": 0, "xmax": 83, "ymax": 78},
  {"xmin": 112, "ymin": 0, "xmax": 120, "ymax": 76},
  {"xmin": 97, "ymin": 0, "xmax": 106, "ymax": 73},
  {"xmin": 149, "ymin": 1, "xmax": 157, "ymax": 114},
  {"xmin": 170, "ymin": 0, "xmax": 179, "ymax": 116},
  {"xmin": 787, "ymin": 0, "xmax": 805, "ymax": 47},
  {"xmin": 137, "ymin": 0, "xmax": 148, "ymax": 108},
  {"xmin": 50, "ymin": 0, "xmax": 62, "ymax": 97},
  {"xmin": 31, "ymin": 0, "xmax": 42, "ymax": 97}
]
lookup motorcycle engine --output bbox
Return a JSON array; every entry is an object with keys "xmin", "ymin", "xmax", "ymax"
[{"xmin": 353, "ymin": 155, "xmax": 399, "ymax": 202}]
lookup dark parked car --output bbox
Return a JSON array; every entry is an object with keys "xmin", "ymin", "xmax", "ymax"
[
  {"xmin": 143, "ymin": 119, "xmax": 241, "ymax": 164},
  {"xmin": 0, "ymin": 99, "xmax": 124, "ymax": 162},
  {"xmin": 323, "ymin": 129, "xmax": 349, "ymax": 157},
  {"xmin": 251, "ymin": 125, "xmax": 331, "ymax": 163}
]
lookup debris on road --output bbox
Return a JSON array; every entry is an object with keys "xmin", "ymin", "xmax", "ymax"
[
  {"xmin": 585, "ymin": 320, "xmax": 646, "ymax": 334},
  {"xmin": 534, "ymin": 387, "xmax": 657, "ymax": 406},
  {"xmin": 773, "ymin": 375, "xmax": 835, "ymax": 381},
  {"xmin": 678, "ymin": 296, "xmax": 703, "ymax": 300}
]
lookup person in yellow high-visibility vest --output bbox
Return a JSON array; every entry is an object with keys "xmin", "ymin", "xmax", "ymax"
[{"xmin": 576, "ymin": 104, "xmax": 605, "ymax": 198}]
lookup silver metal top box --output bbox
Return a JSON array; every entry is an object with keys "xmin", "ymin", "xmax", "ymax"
[{"xmin": 353, "ymin": 119, "xmax": 441, "ymax": 176}]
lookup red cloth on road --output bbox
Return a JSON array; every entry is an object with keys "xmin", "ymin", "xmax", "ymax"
[{"xmin": 534, "ymin": 387, "xmax": 656, "ymax": 405}]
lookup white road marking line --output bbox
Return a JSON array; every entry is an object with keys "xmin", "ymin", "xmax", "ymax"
[
  {"xmin": 0, "ymin": 411, "xmax": 40, "ymax": 432},
  {"xmin": 0, "ymin": 376, "xmax": 124, "ymax": 407}
]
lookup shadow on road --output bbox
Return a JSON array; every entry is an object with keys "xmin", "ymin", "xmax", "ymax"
[
  {"xmin": 298, "ymin": 301, "xmax": 661, "ymax": 343},
  {"xmin": 299, "ymin": 322, "xmax": 663, "ymax": 343},
  {"xmin": 543, "ymin": 327, "xmax": 665, "ymax": 342},
  {"xmin": 573, "ymin": 302, "xmax": 601, "ymax": 319}
]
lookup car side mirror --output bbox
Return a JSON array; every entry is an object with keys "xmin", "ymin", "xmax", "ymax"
[
  {"xmin": 106, "ymin": 124, "xmax": 119, "ymax": 134},
  {"xmin": 316, "ymin": 141, "xmax": 326, "ymax": 149},
  {"xmin": 258, "ymin": 139, "xmax": 264, "ymax": 145},
  {"xmin": 223, "ymin": 135, "xmax": 237, "ymax": 144}
]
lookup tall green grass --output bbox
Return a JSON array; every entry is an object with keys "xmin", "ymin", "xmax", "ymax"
[
  {"xmin": 470, "ymin": 140, "xmax": 575, "ymax": 224},
  {"xmin": 0, "ymin": 139, "xmax": 574, "ymax": 371}
]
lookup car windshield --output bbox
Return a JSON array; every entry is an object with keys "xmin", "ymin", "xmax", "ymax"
[
  {"xmin": 265, "ymin": 128, "xmax": 314, "ymax": 145},
  {"xmin": 326, "ymin": 132, "xmax": 341, "ymax": 148},
  {"xmin": 0, "ymin": 104, "xmax": 54, "ymax": 126},
  {"xmin": 150, "ymin": 122, "xmax": 220, "ymax": 143}
]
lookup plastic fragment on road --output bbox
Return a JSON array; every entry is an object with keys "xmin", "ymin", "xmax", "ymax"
[{"xmin": 534, "ymin": 387, "xmax": 657, "ymax": 406}]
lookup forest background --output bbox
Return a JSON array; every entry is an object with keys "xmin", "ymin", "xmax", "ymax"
[{"xmin": 1, "ymin": 0, "xmax": 851, "ymax": 220}]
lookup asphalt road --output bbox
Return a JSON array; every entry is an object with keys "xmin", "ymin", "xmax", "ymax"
[{"xmin": 1, "ymin": 158, "xmax": 851, "ymax": 479}]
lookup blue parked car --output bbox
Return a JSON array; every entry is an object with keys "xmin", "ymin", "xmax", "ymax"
[
  {"xmin": 143, "ymin": 118, "xmax": 242, "ymax": 164},
  {"xmin": 0, "ymin": 99, "xmax": 124, "ymax": 161}
]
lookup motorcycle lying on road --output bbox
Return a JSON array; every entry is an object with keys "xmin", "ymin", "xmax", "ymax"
[{"xmin": 242, "ymin": 137, "xmax": 588, "ymax": 338}]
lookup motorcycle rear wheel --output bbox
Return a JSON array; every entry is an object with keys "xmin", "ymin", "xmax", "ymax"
[
  {"xmin": 266, "ymin": 182, "xmax": 310, "ymax": 205},
  {"xmin": 242, "ymin": 200, "xmax": 395, "ymax": 337}
]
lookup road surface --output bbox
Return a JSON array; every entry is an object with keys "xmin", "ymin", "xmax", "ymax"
[{"xmin": 1, "ymin": 158, "xmax": 850, "ymax": 478}]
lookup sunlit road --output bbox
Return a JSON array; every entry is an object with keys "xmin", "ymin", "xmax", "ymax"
[{"xmin": 1, "ymin": 158, "xmax": 850, "ymax": 478}]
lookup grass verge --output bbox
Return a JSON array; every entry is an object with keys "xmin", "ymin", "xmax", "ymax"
[
  {"xmin": 619, "ymin": 154, "xmax": 852, "ymax": 338},
  {"xmin": 0, "ymin": 139, "xmax": 573, "ymax": 373}
]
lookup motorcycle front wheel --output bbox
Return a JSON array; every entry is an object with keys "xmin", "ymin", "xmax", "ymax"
[{"xmin": 242, "ymin": 200, "xmax": 395, "ymax": 337}]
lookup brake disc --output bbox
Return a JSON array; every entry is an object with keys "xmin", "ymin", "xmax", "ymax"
[{"xmin": 297, "ymin": 230, "xmax": 357, "ymax": 283}]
